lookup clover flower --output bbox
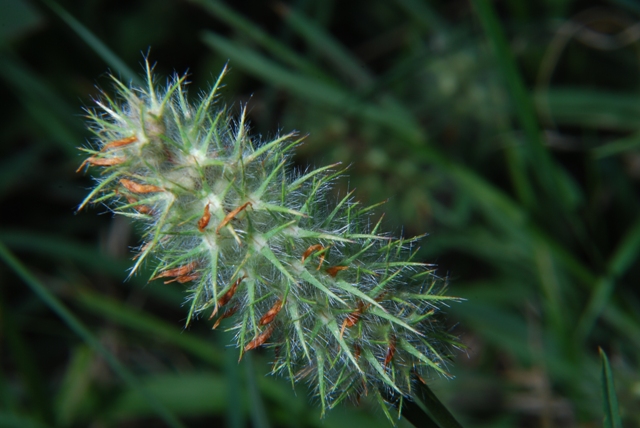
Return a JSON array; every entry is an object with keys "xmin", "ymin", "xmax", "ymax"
[{"xmin": 77, "ymin": 61, "xmax": 461, "ymax": 421}]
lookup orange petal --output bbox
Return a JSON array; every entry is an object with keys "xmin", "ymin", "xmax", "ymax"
[
  {"xmin": 301, "ymin": 244, "xmax": 324, "ymax": 262},
  {"xmin": 212, "ymin": 304, "xmax": 239, "ymax": 329},
  {"xmin": 340, "ymin": 301, "xmax": 367, "ymax": 337},
  {"xmin": 120, "ymin": 178, "xmax": 163, "ymax": 194},
  {"xmin": 125, "ymin": 196, "xmax": 152, "ymax": 214},
  {"xmin": 326, "ymin": 265, "xmax": 348, "ymax": 277},
  {"xmin": 209, "ymin": 275, "xmax": 246, "ymax": 319},
  {"xmin": 259, "ymin": 299, "xmax": 283, "ymax": 325},
  {"xmin": 384, "ymin": 336, "xmax": 396, "ymax": 368},
  {"xmin": 244, "ymin": 324, "xmax": 276, "ymax": 352},
  {"xmin": 76, "ymin": 156, "xmax": 125, "ymax": 172},
  {"xmin": 151, "ymin": 262, "xmax": 197, "ymax": 281},
  {"xmin": 164, "ymin": 273, "xmax": 200, "ymax": 284},
  {"xmin": 198, "ymin": 204, "xmax": 211, "ymax": 232},
  {"xmin": 354, "ymin": 343, "xmax": 361, "ymax": 362},
  {"xmin": 102, "ymin": 136, "xmax": 138, "ymax": 151},
  {"xmin": 216, "ymin": 201, "xmax": 252, "ymax": 234}
]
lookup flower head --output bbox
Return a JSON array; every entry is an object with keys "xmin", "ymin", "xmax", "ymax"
[{"xmin": 77, "ymin": 61, "xmax": 461, "ymax": 420}]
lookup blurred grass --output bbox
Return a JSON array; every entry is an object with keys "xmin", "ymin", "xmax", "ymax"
[
  {"xmin": 600, "ymin": 348, "xmax": 623, "ymax": 428},
  {"xmin": 1, "ymin": 0, "xmax": 640, "ymax": 427}
]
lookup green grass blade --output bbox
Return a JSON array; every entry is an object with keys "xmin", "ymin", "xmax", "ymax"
[
  {"xmin": 75, "ymin": 290, "xmax": 224, "ymax": 366},
  {"xmin": 0, "ymin": 230, "xmax": 131, "ymax": 276},
  {"xmin": 244, "ymin": 352, "xmax": 272, "ymax": 428},
  {"xmin": 592, "ymin": 132, "xmax": 640, "ymax": 158},
  {"xmin": 472, "ymin": 0, "xmax": 580, "ymax": 215},
  {"xmin": 0, "ymin": 293, "xmax": 52, "ymax": 424},
  {"xmin": 42, "ymin": 0, "xmax": 140, "ymax": 85},
  {"xmin": 201, "ymin": 32, "xmax": 423, "ymax": 142},
  {"xmin": 576, "ymin": 217, "xmax": 640, "ymax": 342},
  {"xmin": 277, "ymin": 5, "xmax": 422, "ymax": 134},
  {"xmin": 107, "ymin": 372, "xmax": 228, "ymax": 419},
  {"xmin": 277, "ymin": 5, "xmax": 371, "ymax": 86},
  {"xmin": 536, "ymin": 89, "xmax": 640, "ymax": 132},
  {"xmin": 0, "ymin": 54, "xmax": 81, "ymax": 155},
  {"xmin": 434, "ymin": 159, "xmax": 598, "ymax": 292},
  {"xmin": 397, "ymin": 397, "xmax": 440, "ymax": 428},
  {"xmin": 472, "ymin": 0, "xmax": 542, "ymax": 151},
  {"xmin": 202, "ymin": 31, "xmax": 342, "ymax": 104},
  {"xmin": 599, "ymin": 348, "xmax": 623, "ymax": 428},
  {"xmin": 53, "ymin": 345, "xmax": 94, "ymax": 426},
  {"xmin": 190, "ymin": 0, "xmax": 322, "ymax": 77},
  {"xmin": 413, "ymin": 380, "xmax": 463, "ymax": 428},
  {"xmin": 0, "ymin": 230, "xmax": 186, "ymax": 307},
  {"xmin": 471, "ymin": 0, "xmax": 538, "ymax": 208},
  {"xmin": 603, "ymin": 305, "xmax": 640, "ymax": 349},
  {"xmin": 0, "ymin": 242, "xmax": 186, "ymax": 428}
]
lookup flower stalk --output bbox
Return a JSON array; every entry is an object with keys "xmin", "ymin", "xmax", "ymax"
[{"xmin": 77, "ymin": 61, "xmax": 462, "ymax": 422}]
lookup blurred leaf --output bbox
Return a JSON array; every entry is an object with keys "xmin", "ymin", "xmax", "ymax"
[
  {"xmin": 244, "ymin": 352, "xmax": 271, "ymax": 428},
  {"xmin": 414, "ymin": 381, "xmax": 463, "ymax": 428},
  {"xmin": 472, "ymin": 0, "xmax": 541, "ymax": 208},
  {"xmin": 75, "ymin": 289, "xmax": 323, "ymax": 422},
  {"xmin": 0, "ymin": 0, "xmax": 42, "ymax": 43},
  {"xmin": 396, "ymin": 397, "xmax": 440, "ymax": 428},
  {"xmin": 603, "ymin": 305, "xmax": 640, "ymax": 349},
  {"xmin": 0, "ymin": 230, "xmax": 131, "ymax": 276},
  {"xmin": 202, "ymin": 32, "xmax": 424, "ymax": 142},
  {"xmin": 0, "ymin": 369, "xmax": 17, "ymax": 416},
  {"xmin": 0, "ymin": 291, "xmax": 52, "ymax": 424},
  {"xmin": 611, "ymin": 0, "xmax": 640, "ymax": 17},
  {"xmin": 42, "ymin": 0, "xmax": 140, "ymax": 85},
  {"xmin": 0, "ymin": 54, "xmax": 81, "ymax": 155},
  {"xmin": 222, "ymin": 329, "xmax": 244, "ymax": 428},
  {"xmin": 0, "ymin": 146, "xmax": 43, "ymax": 198},
  {"xmin": 0, "ymin": 229, "xmax": 184, "ymax": 306},
  {"xmin": 277, "ymin": 4, "xmax": 372, "ymax": 86},
  {"xmin": 393, "ymin": 0, "xmax": 449, "ymax": 34},
  {"xmin": 592, "ymin": 132, "xmax": 640, "ymax": 159},
  {"xmin": 537, "ymin": 88, "xmax": 640, "ymax": 131},
  {"xmin": 75, "ymin": 290, "xmax": 224, "ymax": 367},
  {"xmin": 54, "ymin": 345, "xmax": 95, "ymax": 427},
  {"xmin": 599, "ymin": 348, "xmax": 623, "ymax": 428},
  {"xmin": 0, "ymin": 413, "xmax": 50, "ymax": 428},
  {"xmin": 449, "ymin": 301, "xmax": 531, "ymax": 362},
  {"xmin": 277, "ymin": 5, "xmax": 421, "ymax": 134},
  {"xmin": 577, "ymin": 217, "xmax": 640, "ymax": 342},
  {"xmin": 0, "ymin": 242, "xmax": 186, "ymax": 428},
  {"xmin": 190, "ymin": 0, "xmax": 322, "ymax": 77},
  {"xmin": 107, "ymin": 372, "xmax": 229, "ymax": 419}
]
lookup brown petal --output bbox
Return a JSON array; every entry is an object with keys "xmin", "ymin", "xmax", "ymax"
[
  {"xmin": 120, "ymin": 178, "xmax": 164, "ymax": 194},
  {"xmin": 151, "ymin": 262, "xmax": 197, "ymax": 281},
  {"xmin": 102, "ymin": 136, "xmax": 138, "ymax": 151},
  {"xmin": 244, "ymin": 323, "xmax": 276, "ymax": 352},
  {"xmin": 198, "ymin": 204, "xmax": 211, "ymax": 232},
  {"xmin": 326, "ymin": 265, "xmax": 348, "ymax": 277},
  {"xmin": 216, "ymin": 201, "xmax": 252, "ymax": 234},
  {"xmin": 259, "ymin": 299, "xmax": 283, "ymax": 325},
  {"xmin": 76, "ymin": 156, "xmax": 125, "ymax": 172}
]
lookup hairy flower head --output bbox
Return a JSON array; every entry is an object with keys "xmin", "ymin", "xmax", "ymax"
[{"xmin": 77, "ymin": 61, "xmax": 461, "ymax": 420}]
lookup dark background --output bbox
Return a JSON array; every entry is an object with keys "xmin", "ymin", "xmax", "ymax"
[{"xmin": 1, "ymin": 0, "xmax": 639, "ymax": 427}]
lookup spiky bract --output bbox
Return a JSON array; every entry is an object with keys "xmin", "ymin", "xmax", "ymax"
[{"xmin": 78, "ymin": 62, "xmax": 460, "ymax": 418}]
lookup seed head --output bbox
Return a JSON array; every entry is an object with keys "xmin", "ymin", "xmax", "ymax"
[{"xmin": 77, "ymin": 61, "xmax": 462, "ymax": 421}]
